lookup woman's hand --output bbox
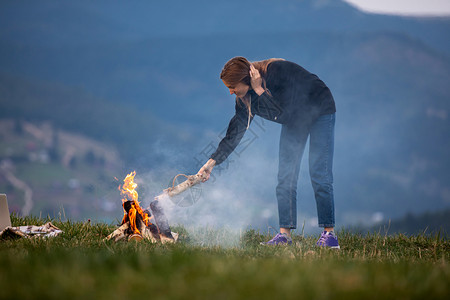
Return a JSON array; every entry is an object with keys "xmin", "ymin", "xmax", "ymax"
[
  {"xmin": 197, "ymin": 158, "xmax": 216, "ymax": 182},
  {"xmin": 250, "ymin": 64, "xmax": 265, "ymax": 96}
]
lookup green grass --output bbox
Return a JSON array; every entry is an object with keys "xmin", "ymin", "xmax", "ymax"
[{"xmin": 1, "ymin": 215, "xmax": 449, "ymax": 300}]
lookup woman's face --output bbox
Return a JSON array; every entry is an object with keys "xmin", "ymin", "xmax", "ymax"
[{"xmin": 222, "ymin": 80, "xmax": 249, "ymax": 98}]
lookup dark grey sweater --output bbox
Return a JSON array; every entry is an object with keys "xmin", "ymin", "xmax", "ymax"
[{"xmin": 211, "ymin": 60, "xmax": 336, "ymax": 165}]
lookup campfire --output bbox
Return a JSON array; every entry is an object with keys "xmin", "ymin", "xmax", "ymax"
[
  {"xmin": 105, "ymin": 171, "xmax": 178, "ymax": 243},
  {"xmin": 105, "ymin": 171, "xmax": 205, "ymax": 243}
]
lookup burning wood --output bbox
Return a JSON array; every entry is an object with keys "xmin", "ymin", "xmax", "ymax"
[
  {"xmin": 105, "ymin": 171, "xmax": 178, "ymax": 243},
  {"xmin": 119, "ymin": 172, "xmax": 152, "ymax": 235}
]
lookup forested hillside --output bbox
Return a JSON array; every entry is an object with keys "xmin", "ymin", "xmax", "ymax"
[{"xmin": 1, "ymin": 0, "xmax": 449, "ymax": 228}]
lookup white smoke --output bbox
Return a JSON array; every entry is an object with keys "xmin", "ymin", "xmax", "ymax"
[{"xmin": 136, "ymin": 117, "xmax": 326, "ymax": 246}]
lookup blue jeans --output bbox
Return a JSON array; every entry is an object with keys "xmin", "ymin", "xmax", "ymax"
[{"xmin": 276, "ymin": 113, "xmax": 335, "ymax": 229}]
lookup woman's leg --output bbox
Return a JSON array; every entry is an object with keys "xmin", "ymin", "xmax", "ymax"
[
  {"xmin": 276, "ymin": 122, "xmax": 309, "ymax": 231},
  {"xmin": 309, "ymin": 113, "xmax": 336, "ymax": 229}
]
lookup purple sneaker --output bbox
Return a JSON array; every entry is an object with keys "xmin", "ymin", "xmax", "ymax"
[
  {"xmin": 316, "ymin": 231, "xmax": 340, "ymax": 249},
  {"xmin": 261, "ymin": 233, "xmax": 292, "ymax": 245}
]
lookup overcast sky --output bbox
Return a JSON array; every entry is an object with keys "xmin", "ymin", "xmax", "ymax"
[{"xmin": 343, "ymin": 0, "xmax": 450, "ymax": 16}]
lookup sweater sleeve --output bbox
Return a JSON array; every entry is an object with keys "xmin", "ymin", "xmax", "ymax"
[{"xmin": 210, "ymin": 100, "xmax": 252, "ymax": 165}]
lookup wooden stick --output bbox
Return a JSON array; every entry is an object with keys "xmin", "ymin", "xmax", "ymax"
[
  {"xmin": 104, "ymin": 221, "xmax": 177, "ymax": 243},
  {"xmin": 155, "ymin": 174, "xmax": 205, "ymax": 200}
]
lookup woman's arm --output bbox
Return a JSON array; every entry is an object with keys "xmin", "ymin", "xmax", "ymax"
[
  {"xmin": 197, "ymin": 65, "xmax": 264, "ymax": 182},
  {"xmin": 250, "ymin": 64, "xmax": 265, "ymax": 96},
  {"xmin": 209, "ymin": 103, "xmax": 252, "ymax": 165},
  {"xmin": 197, "ymin": 102, "xmax": 250, "ymax": 182},
  {"xmin": 251, "ymin": 62, "xmax": 286, "ymax": 123}
]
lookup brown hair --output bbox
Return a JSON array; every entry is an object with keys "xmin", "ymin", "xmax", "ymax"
[{"xmin": 220, "ymin": 56, "xmax": 284, "ymax": 128}]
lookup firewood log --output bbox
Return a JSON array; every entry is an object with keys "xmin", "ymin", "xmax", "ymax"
[
  {"xmin": 105, "ymin": 222, "xmax": 129, "ymax": 242},
  {"xmin": 156, "ymin": 173, "xmax": 205, "ymax": 200}
]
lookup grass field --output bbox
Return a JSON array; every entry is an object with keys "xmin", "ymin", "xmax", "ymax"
[{"xmin": 1, "ymin": 215, "xmax": 449, "ymax": 300}]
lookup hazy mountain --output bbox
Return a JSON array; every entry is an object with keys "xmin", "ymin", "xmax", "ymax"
[
  {"xmin": 1, "ymin": 0, "xmax": 449, "ymax": 53},
  {"xmin": 0, "ymin": 0, "xmax": 449, "ymax": 225}
]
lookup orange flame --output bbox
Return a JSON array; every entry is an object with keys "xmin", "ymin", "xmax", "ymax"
[{"xmin": 119, "ymin": 171, "xmax": 152, "ymax": 234}]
